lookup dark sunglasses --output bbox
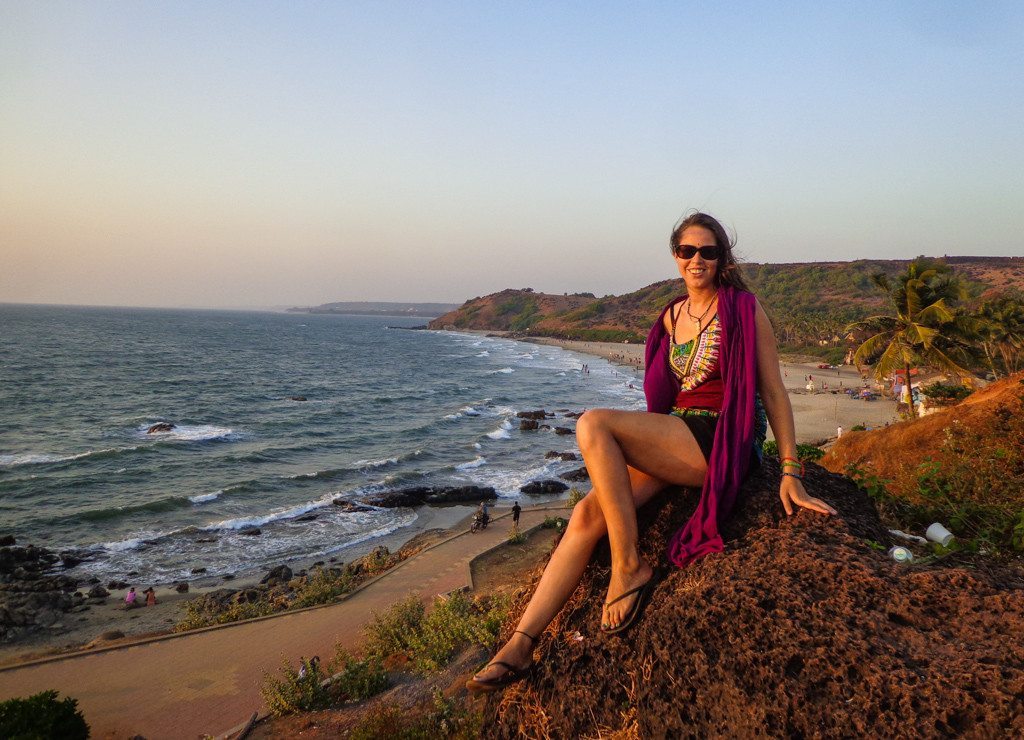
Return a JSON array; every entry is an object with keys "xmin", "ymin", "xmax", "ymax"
[{"xmin": 673, "ymin": 244, "xmax": 721, "ymax": 260}]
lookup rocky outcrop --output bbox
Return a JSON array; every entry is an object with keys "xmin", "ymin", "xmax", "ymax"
[
  {"xmin": 332, "ymin": 499, "xmax": 373, "ymax": 513},
  {"xmin": 520, "ymin": 480, "xmax": 569, "ymax": 494},
  {"xmin": 519, "ymin": 419, "xmax": 539, "ymax": 431},
  {"xmin": 553, "ymin": 427, "xmax": 574, "ymax": 436},
  {"xmin": 0, "ymin": 544, "xmax": 82, "ymax": 643},
  {"xmin": 146, "ymin": 422, "xmax": 175, "ymax": 434},
  {"xmin": 517, "ymin": 410, "xmax": 550, "ymax": 420},
  {"xmin": 544, "ymin": 451, "xmax": 578, "ymax": 461},
  {"xmin": 559, "ymin": 467, "xmax": 589, "ymax": 482},
  {"xmin": 483, "ymin": 460, "xmax": 1024, "ymax": 737},
  {"xmin": 363, "ymin": 486, "xmax": 497, "ymax": 508}
]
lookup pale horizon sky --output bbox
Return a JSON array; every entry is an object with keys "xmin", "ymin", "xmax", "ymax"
[{"xmin": 2, "ymin": 2, "xmax": 1023, "ymax": 309}]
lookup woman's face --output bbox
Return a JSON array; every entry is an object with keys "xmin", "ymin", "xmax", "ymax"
[{"xmin": 674, "ymin": 225, "xmax": 719, "ymax": 291}]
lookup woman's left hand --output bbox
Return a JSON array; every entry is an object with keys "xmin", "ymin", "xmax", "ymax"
[{"xmin": 780, "ymin": 475, "xmax": 837, "ymax": 516}]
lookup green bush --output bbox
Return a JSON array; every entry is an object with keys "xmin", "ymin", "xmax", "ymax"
[
  {"xmin": 291, "ymin": 567, "xmax": 357, "ymax": 609},
  {"xmin": 921, "ymin": 381, "xmax": 972, "ymax": 402},
  {"xmin": 0, "ymin": 690, "xmax": 89, "ymax": 740},
  {"xmin": 506, "ymin": 527, "xmax": 526, "ymax": 544},
  {"xmin": 261, "ymin": 656, "xmax": 332, "ymax": 717},
  {"xmin": 567, "ymin": 487, "xmax": 586, "ymax": 508},
  {"xmin": 329, "ymin": 649, "xmax": 389, "ymax": 703},
  {"xmin": 761, "ymin": 440, "xmax": 824, "ymax": 462},
  {"xmin": 363, "ymin": 592, "xmax": 510, "ymax": 675},
  {"xmin": 175, "ymin": 597, "xmax": 276, "ymax": 632}
]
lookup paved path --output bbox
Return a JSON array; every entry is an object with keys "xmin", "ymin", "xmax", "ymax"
[{"xmin": 0, "ymin": 505, "xmax": 569, "ymax": 739}]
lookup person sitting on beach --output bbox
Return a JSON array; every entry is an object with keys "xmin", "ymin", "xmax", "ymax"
[
  {"xmin": 124, "ymin": 587, "xmax": 137, "ymax": 609},
  {"xmin": 467, "ymin": 212, "xmax": 837, "ymax": 693}
]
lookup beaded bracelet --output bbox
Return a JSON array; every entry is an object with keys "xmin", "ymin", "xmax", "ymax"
[
  {"xmin": 780, "ymin": 457, "xmax": 805, "ymax": 476},
  {"xmin": 781, "ymin": 470, "xmax": 804, "ymax": 480}
]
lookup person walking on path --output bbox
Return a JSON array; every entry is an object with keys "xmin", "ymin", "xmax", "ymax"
[
  {"xmin": 512, "ymin": 501, "xmax": 522, "ymax": 527},
  {"xmin": 468, "ymin": 211, "xmax": 836, "ymax": 694}
]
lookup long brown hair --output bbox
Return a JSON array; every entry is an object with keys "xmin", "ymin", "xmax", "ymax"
[{"xmin": 669, "ymin": 212, "xmax": 749, "ymax": 291}]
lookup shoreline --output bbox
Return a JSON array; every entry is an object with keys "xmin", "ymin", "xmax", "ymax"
[
  {"xmin": 478, "ymin": 331, "xmax": 901, "ymax": 444},
  {"xmin": 0, "ymin": 503, "xmax": 514, "ymax": 666}
]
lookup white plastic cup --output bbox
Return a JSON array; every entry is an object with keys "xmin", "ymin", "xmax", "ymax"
[{"xmin": 926, "ymin": 522, "xmax": 954, "ymax": 547}]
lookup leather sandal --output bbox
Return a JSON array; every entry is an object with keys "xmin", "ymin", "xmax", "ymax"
[
  {"xmin": 465, "ymin": 629, "xmax": 537, "ymax": 694},
  {"xmin": 601, "ymin": 572, "xmax": 657, "ymax": 636}
]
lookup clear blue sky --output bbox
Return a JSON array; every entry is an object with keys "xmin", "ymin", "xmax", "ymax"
[{"xmin": 2, "ymin": 1, "xmax": 1022, "ymax": 307}]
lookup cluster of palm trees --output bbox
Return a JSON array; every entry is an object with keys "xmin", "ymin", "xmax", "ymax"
[{"xmin": 848, "ymin": 258, "xmax": 1024, "ymax": 407}]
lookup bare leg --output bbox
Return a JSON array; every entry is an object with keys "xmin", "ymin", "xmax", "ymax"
[
  {"xmin": 472, "ymin": 466, "xmax": 666, "ymax": 682},
  {"xmin": 575, "ymin": 409, "xmax": 708, "ymax": 629}
]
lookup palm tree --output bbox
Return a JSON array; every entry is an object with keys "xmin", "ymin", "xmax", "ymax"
[
  {"xmin": 847, "ymin": 260, "xmax": 973, "ymax": 411},
  {"xmin": 974, "ymin": 295, "xmax": 1024, "ymax": 378}
]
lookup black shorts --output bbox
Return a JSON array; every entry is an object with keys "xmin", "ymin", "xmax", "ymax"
[{"xmin": 672, "ymin": 411, "xmax": 718, "ymax": 463}]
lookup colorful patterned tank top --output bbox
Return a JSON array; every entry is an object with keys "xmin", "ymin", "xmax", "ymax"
[{"xmin": 669, "ymin": 313, "xmax": 721, "ymax": 390}]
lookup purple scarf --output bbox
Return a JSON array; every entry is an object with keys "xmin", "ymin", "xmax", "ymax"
[{"xmin": 642, "ymin": 285, "xmax": 759, "ymax": 567}]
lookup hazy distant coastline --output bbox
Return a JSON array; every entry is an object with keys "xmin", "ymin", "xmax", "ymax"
[{"xmin": 288, "ymin": 301, "xmax": 460, "ymax": 318}]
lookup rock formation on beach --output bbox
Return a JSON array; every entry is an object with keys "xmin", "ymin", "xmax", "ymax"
[
  {"xmin": 0, "ymin": 544, "xmax": 83, "ymax": 643},
  {"xmin": 481, "ymin": 460, "xmax": 1024, "ymax": 737}
]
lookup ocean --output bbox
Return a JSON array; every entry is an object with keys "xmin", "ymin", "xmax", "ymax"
[{"xmin": 0, "ymin": 304, "xmax": 644, "ymax": 585}]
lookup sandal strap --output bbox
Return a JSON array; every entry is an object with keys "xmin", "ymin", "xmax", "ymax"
[
  {"xmin": 514, "ymin": 629, "xmax": 538, "ymax": 644},
  {"xmin": 605, "ymin": 582, "xmax": 647, "ymax": 607},
  {"xmin": 483, "ymin": 660, "xmax": 518, "ymax": 672}
]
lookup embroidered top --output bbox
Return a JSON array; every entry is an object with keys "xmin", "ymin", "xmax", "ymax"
[{"xmin": 669, "ymin": 301, "xmax": 724, "ymax": 412}]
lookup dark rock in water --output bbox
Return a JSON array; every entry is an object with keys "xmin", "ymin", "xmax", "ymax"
[
  {"xmin": 87, "ymin": 577, "xmax": 100, "ymax": 585},
  {"xmin": 87, "ymin": 585, "xmax": 109, "ymax": 599},
  {"xmin": 288, "ymin": 396, "xmax": 308, "ymax": 401},
  {"xmin": 483, "ymin": 461, "xmax": 1024, "ymax": 737},
  {"xmin": 545, "ymin": 451, "xmax": 579, "ymax": 461},
  {"xmin": 107, "ymin": 580, "xmax": 128, "ymax": 590},
  {"xmin": 222, "ymin": 574, "xmax": 235, "ymax": 581},
  {"xmin": 295, "ymin": 514, "xmax": 318, "ymax": 522},
  {"xmin": 125, "ymin": 571, "xmax": 138, "ymax": 577},
  {"xmin": 239, "ymin": 527, "xmax": 261, "ymax": 536},
  {"xmin": 190, "ymin": 567, "xmax": 207, "ymax": 575},
  {"xmin": 195, "ymin": 537, "xmax": 217, "ymax": 543},
  {"xmin": 520, "ymin": 480, "xmax": 569, "ymax": 494},
  {"xmin": 560, "ymin": 466, "xmax": 590, "ymax": 482},
  {"xmin": 0, "ymin": 535, "xmax": 15, "ymax": 547},
  {"xmin": 517, "ymin": 410, "xmax": 548, "ymax": 419},
  {"xmin": 58, "ymin": 550, "xmax": 90, "ymax": 568},
  {"xmin": 260, "ymin": 565, "xmax": 293, "ymax": 585},
  {"xmin": 332, "ymin": 499, "xmax": 372, "ymax": 513},
  {"xmin": 563, "ymin": 410, "xmax": 585, "ymax": 419},
  {"xmin": 175, "ymin": 582, "xmax": 189, "ymax": 593},
  {"xmin": 554, "ymin": 426, "xmax": 574, "ymax": 436},
  {"xmin": 520, "ymin": 419, "xmax": 539, "ymax": 431},
  {"xmin": 363, "ymin": 485, "xmax": 497, "ymax": 507},
  {"xmin": 146, "ymin": 422, "xmax": 175, "ymax": 434}
]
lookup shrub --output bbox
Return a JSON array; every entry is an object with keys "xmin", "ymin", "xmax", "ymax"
[
  {"xmin": 0, "ymin": 690, "xmax": 89, "ymax": 740},
  {"xmin": 175, "ymin": 597, "xmax": 276, "ymax": 632},
  {"xmin": 506, "ymin": 527, "xmax": 526, "ymax": 544},
  {"xmin": 921, "ymin": 381, "xmax": 972, "ymax": 402},
  {"xmin": 363, "ymin": 592, "xmax": 510, "ymax": 675},
  {"xmin": 567, "ymin": 487, "xmax": 586, "ymax": 508},
  {"xmin": 363, "ymin": 596, "xmax": 426, "ymax": 661},
  {"xmin": 329, "ymin": 649, "xmax": 389, "ymax": 703},
  {"xmin": 261, "ymin": 656, "xmax": 332, "ymax": 716},
  {"xmin": 291, "ymin": 567, "xmax": 357, "ymax": 609},
  {"xmin": 851, "ymin": 424, "xmax": 867, "ymax": 432},
  {"xmin": 761, "ymin": 440, "xmax": 824, "ymax": 462}
]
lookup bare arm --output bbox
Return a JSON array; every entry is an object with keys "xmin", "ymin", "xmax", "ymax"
[{"xmin": 753, "ymin": 301, "xmax": 837, "ymax": 516}]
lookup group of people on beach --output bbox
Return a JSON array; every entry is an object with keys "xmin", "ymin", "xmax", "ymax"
[
  {"xmin": 123, "ymin": 586, "xmax": 157, "ymax": 609},
  {"xmin": 468, "ymin": 211, "xmax": 837, "ymax": 693}
]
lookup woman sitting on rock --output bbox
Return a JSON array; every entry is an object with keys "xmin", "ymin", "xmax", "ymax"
[{"xmin": 467, "ymin": 212, "xmax": 837, "ymax": 693}]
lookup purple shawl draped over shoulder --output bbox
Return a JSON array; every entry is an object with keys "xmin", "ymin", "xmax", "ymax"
[{"xmin": 642, "ymin": 285, "xmax": 758, "ymax": 568}]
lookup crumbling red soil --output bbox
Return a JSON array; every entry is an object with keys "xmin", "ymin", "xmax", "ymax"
[{"xmin": 482, "ymin": 460, "xmax": 1024, "ymax": 738}]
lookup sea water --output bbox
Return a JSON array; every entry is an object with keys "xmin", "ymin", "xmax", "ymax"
[{"xmin": 0, "ymin": 304, "xmax": 644, "ymax": 584}]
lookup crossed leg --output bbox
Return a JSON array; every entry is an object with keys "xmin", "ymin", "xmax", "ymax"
[{"xmin": 471, "ymin": 409, "xmax": 707, "ymax": 683}]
